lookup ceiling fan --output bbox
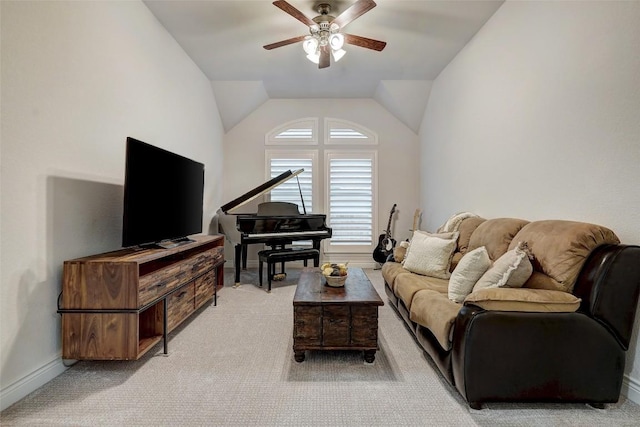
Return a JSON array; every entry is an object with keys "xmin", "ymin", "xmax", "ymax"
[{"xmin": 263, "ymin": 0, "xmax": 387, "ymax": 69}]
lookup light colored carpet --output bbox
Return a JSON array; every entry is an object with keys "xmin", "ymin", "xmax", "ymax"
[{"xmin": 2, "ymin": 268, "xmax": 640, "ymax": 426}]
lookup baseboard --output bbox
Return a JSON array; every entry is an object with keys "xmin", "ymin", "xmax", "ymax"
[
  {"xmin": 0, "ymin": 356, "xmax": 68, "ymax": 411},
  {"xmin": 622, "ymin": 373, "xmax": 640, "ymax": 405}
]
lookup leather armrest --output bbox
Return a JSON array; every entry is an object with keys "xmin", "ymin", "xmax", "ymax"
[
  {"xmin": 573, "ymin": 244, "xmax": 640, "ymax": 350},
  {"xmin": 451, "ymin": 306, "xmax": 625, "ymax": 404}
]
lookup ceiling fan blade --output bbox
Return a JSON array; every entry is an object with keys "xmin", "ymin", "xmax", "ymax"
[
  {"xmin": 331, "ymin": 0, "xmax": 377, "ymax": 29},
  {"xmin": 272, "ymin": 0, "xmax": 316, "ymax": 27},
  {"xmin": 344, "ymin": 33, "xmax": 386, "ymax": 51},
  {"xmin": 319, "ymin": 47, "xmax": 330, "ymax": 69},
  {"xmin": 263, "ymin": 35, "xmax": 307, "ymax": 50}
]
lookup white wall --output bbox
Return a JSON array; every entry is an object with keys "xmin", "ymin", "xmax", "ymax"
[
  {"xmin": 420, "ymin": 1, "xmax": 640, "ymax": 403},
  {"xmin": 222, "ymin": 99, "xmax": 420, "ymax": 266},
  {"xmin": 0, "ymin": 1, "xmax": 224, "ymax": 410}
]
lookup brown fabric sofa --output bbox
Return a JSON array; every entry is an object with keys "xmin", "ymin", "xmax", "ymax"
[{"xmin": 382, "ymin": 217, "xmax": 640, "ymax": 409}]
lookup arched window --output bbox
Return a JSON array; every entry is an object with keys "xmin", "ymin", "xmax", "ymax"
[
  {"xmin": 265, "ymin": 118, "xmax": 318, "ymax": 145},
  {"xmin": 325, "ymin": 118, "xmax": 378, "ymax": 145},
  {"xmin": 265, "ymin": 117, "xmax": 379, "ymax": 256}
]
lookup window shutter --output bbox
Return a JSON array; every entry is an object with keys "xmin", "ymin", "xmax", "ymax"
[
  {"xmin": 325, "ymin": 118, "xmax": 378, "ymax": 145},
  {"xmin": 265, "ymin": 118, "xmax": 318, "ymax": 145},
  {"xmin": 328, "ymin": 157, "xmax": 373, "ymax": 246},
  {"xmin": 269, "ymin": 158, "xmax": 313, "ymax": 213}
]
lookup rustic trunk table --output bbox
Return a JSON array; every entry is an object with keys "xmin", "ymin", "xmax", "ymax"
[{"xmin": 293, "ymin": 267, "xmax": 384, "ymax": 363}]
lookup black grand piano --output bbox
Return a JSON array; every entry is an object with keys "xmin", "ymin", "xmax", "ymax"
[{"xmin": 217, "ymin": 169, "xmax": 332, "ymax": 286}]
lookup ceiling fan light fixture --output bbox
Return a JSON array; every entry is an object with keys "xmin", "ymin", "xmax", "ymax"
[
  {"xmin": 331, "ymin": 48, "xmax": 346, "ymax": 62},
  {"xmin": 329, "ymin": 33, "xmax": 344, "ymax": 50},
  {"xmin": 306, "ymin": 53, "xmax": 320, "ymax": 64},
  {"xmin": 302, "ymin": 37, "xmax": 319, "ymax": 55}
]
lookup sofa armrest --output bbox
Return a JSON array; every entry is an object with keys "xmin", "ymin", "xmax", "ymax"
[
  {"xmin": 463, "ymin": 288, "xmax": 581, "ymax": 312},
  {"xmin": 451, "ymin": 306, "xmax": 626, "ymax": 405},
  {"xmin": 573, "ymin": 244, "xmax": 640, "ymax": 350}
]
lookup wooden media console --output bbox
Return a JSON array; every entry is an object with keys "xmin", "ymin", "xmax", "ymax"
[{"xmin": 58, "ymin": 235, "xmax": 224, "ymax": 360}]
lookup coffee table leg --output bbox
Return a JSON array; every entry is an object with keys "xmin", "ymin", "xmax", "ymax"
[
  {"xmin": 364, "ymin": 350, "xmax": 376, "ymax": 363},
  {"xmin": 294, "ymin": 350, "xmax": 305, "ymax": 362}
]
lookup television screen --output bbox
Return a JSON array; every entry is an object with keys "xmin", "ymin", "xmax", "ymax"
[{"xmin": 122, "ymin": 137, "xmax": 204, "ymax": 248}]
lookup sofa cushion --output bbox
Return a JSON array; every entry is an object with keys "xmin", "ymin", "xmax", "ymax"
[
  {"xmin": 402, "ymin": 231, "xmax": 458, "ymax": 279},
  {"xmin": 394, "ymin": 273, "xmax": 449, "ymax": 310},
  {"xmin": 381, "ymin": 261, "xmax": 410, "ymax": 293},
  {"xmin": 448, "ymin": 246, "xmax": 491, "ymax": 303},
  {"xmin": 457, "ymin": 217, "xmax": 487, "ymax": 255},
  {"xmin": 410, "ymin": 289, "xmax": 461, "ymax": 350},
  {"xmin": 509, "ymin": 220, "xmax": 620, "ymax": 292},
  {"xmin": 467, "ymin": 218, "xmax": 529, "ymax": 261},
  {"xmin": 449, "ymin": 218, "xmax": 486, "ymax": 271},
  {"xmin": 464, "ymin": 288, "xmax": 581, "ymax": 312},
  {"xmin": 473, "ymin": 242, "xmax": 533, "ymax": 291}
]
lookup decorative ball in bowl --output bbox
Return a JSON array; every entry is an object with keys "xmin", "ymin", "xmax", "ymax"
[{"xmin": 321, "ymin": 263, "xmax": 348, "ymax": 287}]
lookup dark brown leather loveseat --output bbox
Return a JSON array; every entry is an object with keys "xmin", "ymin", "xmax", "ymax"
[{"xmin": 382, "ymin": 217, "xmax": 640, "ymax": 409}]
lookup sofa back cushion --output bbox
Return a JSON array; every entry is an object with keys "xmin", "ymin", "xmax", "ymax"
[
  {"xmin": 509, "ymin": 220, "xmax": 620, "ymax": 293},
  {"xmin": 457, "ymin": 217, "xmax": 486, "ymax": 254},
  {"xmin": 449, "ymin": 217, "xmax": 488, "ymax": 271},
  {"xmin": 467, "ymin": 218, "xmax": 529, "ymax": 261}
]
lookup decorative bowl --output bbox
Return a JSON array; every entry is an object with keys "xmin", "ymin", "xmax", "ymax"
[
  {"xmin": 321, "ymin": 262, "xmax": 348, "ymax": 287},
  {"xmin": 324, "ymin": 274, "xmax": 347, "ymax": 287}
]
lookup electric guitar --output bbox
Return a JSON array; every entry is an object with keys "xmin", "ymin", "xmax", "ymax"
[{"xmin": 373, "ymin": 204, "xmax": 397, "ymax": 263}]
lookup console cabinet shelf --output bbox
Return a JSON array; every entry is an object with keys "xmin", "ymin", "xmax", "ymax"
[{"xmin": 59, "ymin": 235, "xmax": 224, "ymax": 360}]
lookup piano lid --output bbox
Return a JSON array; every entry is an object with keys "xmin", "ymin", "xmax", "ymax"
[{"xmin": 220, "ymin": 169, "xmax": 304, "ymax": 214}]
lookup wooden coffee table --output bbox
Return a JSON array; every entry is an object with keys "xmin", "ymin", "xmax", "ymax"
[{"xmin": 293, "ymin": 267, "xmax": 384, "ymax": 363}]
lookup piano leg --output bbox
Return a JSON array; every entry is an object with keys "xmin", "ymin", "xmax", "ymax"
[
  {"xmin": 242, "ymin": 244, "xmax": 248, "ymax": 270},
  {"xmin": 234, "ymin": 244, "xmax": 242, "ymax": 287}
]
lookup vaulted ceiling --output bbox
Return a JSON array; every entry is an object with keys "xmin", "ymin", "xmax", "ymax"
[{"xmin": 143, "ymin": 1, "xmax": 504, "ymax": 133}]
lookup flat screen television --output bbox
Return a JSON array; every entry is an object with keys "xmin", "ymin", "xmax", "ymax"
[{"xmin": 122, "ymin": 137, "xmax": 204, "ymax": 248}]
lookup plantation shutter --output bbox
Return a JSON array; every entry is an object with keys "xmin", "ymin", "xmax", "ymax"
[
  {"xmin": 328, "ymin": 157, "xmax": 373, "ymax": 247},
  {"xmin": 325, "ymin": 118, "xmax": 378, "ymax": 145},
  {"xmin": 265, "ymin": 118, "xmax": 318, "ymax": 145},
  {"xmin": 269, "ymin": 158, "xmax": 313, "ymax": 213}
]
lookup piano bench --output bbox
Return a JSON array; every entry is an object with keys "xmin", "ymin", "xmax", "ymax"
[{"xmin": 258, "ymin": 248, "xmax": 320, "ymax": 292}]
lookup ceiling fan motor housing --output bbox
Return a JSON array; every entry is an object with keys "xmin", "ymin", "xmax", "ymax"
[{"xmin": 311, "ymin": 3, "xmax": 339, "ymax": 47}]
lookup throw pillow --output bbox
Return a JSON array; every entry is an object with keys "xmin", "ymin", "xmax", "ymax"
[
  {"xmin": 393, "ymin": 240, "xmax": 410, "ymax": 262},
  {"xmin": 402, "ymin": 231, "xmax": 458, "ymax": 279},
  {"xmin": 473, "ymin": 242, "xmax": 533, "ymax": 291},
  {"xmin": 414, "ymin": 229, "xmax": 459, "ymax": 240},
  {"xmin": 448, "ymin": 246, "xmax": 491, "ymax": 303}
]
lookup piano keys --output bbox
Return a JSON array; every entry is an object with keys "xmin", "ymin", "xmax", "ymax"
[{"xmin": 217, "ymin": 169, "xmax": 332, "ymax": 286}]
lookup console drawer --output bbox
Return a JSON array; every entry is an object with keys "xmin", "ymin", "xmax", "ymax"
[
  {"xmin": 166, "ymin": 283, "xmax": 195, "ymax": 332},
  {"xmin": 139, "ymin": 248, "xmax": 217, "ymax": 307},
  {"xmin": 195, "ymin": 270, "xmax": 215, "ymax": 309}
]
